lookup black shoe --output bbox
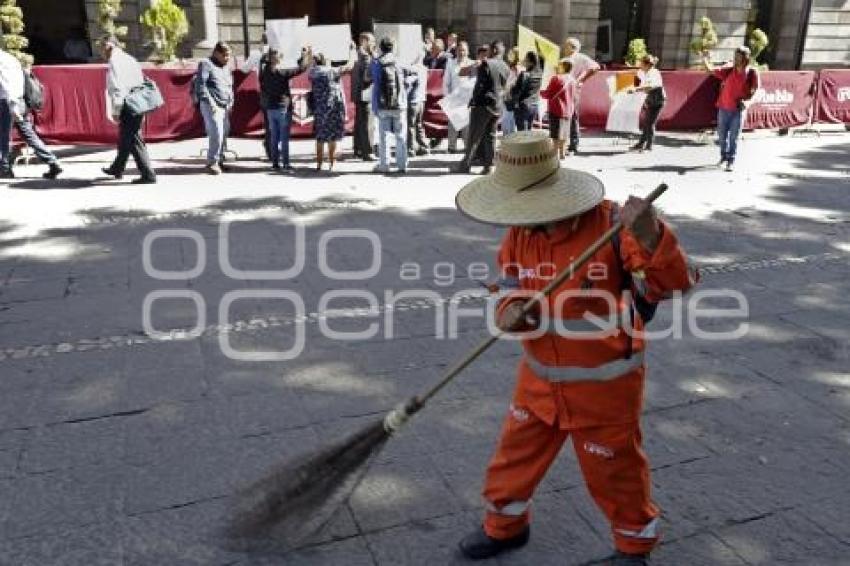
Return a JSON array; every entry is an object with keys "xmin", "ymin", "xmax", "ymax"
[
  {"xmin": 362, "ymin": 155, "xmax": 376, "ymax": 162},
  {"xmin": 272, "ymin": 163, "xmax": 281, "ymax": 170},
  {"xmin": 458, "ymin": 526, "xmax": 530, "ymax": 560},
  {"xmin": 452, "ymin": 163, "xmax": 471, "ymax": 174},
  {"xmin": 609, "ymin": 551, "xmax": 650, "ymax": 565},
  {"xmin": 481, "ymin": 166, "xmax": 493, "ymax": 175},
  {"xmin": 131, "ymin": 177, "xmax": 157, "ymax": 185},
  {"xmin": 0, "ymin": 169, "xmax": 14, "ymax": 179},
  {"xmin": 429, "ymin": 138, "xmax": 442, "ymax": 149},
  {"xmin": 43, "ymin": 163, "xmax": 63, "ymax": 179},
  {"xmin": 102, "ymin": 167, "xmax": 122, "ymax": 179}
]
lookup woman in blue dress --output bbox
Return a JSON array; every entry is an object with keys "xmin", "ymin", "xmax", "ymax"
[{"xmin": 308, "ymin": 43, "xmax": 356, "ymax": 171}]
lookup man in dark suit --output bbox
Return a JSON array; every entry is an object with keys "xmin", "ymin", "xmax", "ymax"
[
  {"xmin": 453, "ymin": 40, "xmax": 509, "ymax": 174},
  {"xmin": 351, "ymin": 32, "xmax": 376, "ymax": 161}
]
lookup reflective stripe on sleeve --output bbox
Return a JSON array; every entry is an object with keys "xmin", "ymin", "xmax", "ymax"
[
  {"xmin": 485, "ymin": 500, "xmax": 531, "ymax": 517},
  {"xmin": 616, "ymin": 517, "xmax": 659, "ymax": 539}
]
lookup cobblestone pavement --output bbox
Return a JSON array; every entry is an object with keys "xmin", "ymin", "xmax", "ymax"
[{"xmin": 1, "ymin": 130, "xmax": 849, "ymax": 565}]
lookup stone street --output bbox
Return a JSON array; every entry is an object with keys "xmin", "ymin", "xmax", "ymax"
[{"xmin": 0, "ymin": 129, "xmax": 848, "ymax": 565}]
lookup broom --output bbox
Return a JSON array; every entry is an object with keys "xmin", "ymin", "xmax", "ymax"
[{"xmin": 224, "ymin": 183, "xmax": 669, "ymax": 551}]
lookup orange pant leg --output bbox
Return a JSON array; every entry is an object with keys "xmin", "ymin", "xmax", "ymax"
[
  {"xmin": 482, "ymin": 404, "xmax": 568, "ymax": 539},
  {"xmin": 571, "ymin": 423, "xmax": 660, "ymax": 555}
]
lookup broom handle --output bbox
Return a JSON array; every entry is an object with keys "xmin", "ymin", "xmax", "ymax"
[{"xmin": 414, "ymin": 183, "xmax": 668, "ymax": 408}]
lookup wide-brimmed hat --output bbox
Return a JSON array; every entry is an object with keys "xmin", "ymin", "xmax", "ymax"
[{"xmin": 455, "ymin": 131, "xmax": 605, "ymax": 226}]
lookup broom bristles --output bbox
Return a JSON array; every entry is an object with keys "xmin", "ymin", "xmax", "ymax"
[{"xmin": 222, "ymin": 416, "xmax": 391, "ymax": 552}]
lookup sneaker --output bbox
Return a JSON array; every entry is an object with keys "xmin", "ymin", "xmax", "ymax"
[
  {"xmin": 43, "ymin": 163, "xmax": 63, "ymax": 179},
  {"xmin": 628, "ymin": 143, "xmax": 644, "ymax": 152},
  {"xmin": 458, "ymin": 526, "xmax": 530, "ymax": 560},
  {"xmin": 609, "ymin": 551, "xmax": 651, "ymax": 565},
  {"xmin": 101, "ymin": 167, "xmax": 122, "ymax": 179},
  {"xmin": 361, "ymin": 155, "xmax": 376, "ymax": 162},
  {"xmin": 725, "ymin": 161, "xmax": 735, "ymax": 172},
  {"xmin": 206, "ymin": 164, "xmax": 222, "ymax": 175},
  {"xmin": 272, "ymin": 162, "xmax": 280, "ymax": 170},
  {"xmin": 415, "ymin": 148, "xmax": 430, "ymax": 156}
]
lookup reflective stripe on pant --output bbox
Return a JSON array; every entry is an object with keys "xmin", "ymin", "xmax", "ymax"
[{"xmin": 483, "ymin": 406, "xmax": 659, "ymax": 555}]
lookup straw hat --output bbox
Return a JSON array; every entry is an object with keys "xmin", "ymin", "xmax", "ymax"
[{"xmin": 455, "ymin": 131, "xmax": 605, "ymax": 226}]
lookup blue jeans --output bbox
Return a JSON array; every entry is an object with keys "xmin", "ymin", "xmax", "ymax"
[
  {"xmin": 717, "ymin": 108, "xmax": 743, "ymax": 163},
  {"xmin": 266, "ymin": 108, "xmax": 291, "ymax": 167},
  {"xmin": 200, "ymin": 100, "xmax": 229, "ymax": 165},
  {"xmin": 15, "ymin": 113, "xmax": 58, "ymax": 165},
  {"xmin": 377, "ymin": 110, "xmax": 407, "ymax": 171},
  {"xmin": 0, "ymin": 99, "xmax": 12, "ymax": 173},
  {"xmin": 514, "ymin": 104, "xmax": 538, "ymax": 131},
  {"xmin": 501, "ymin": 108, "xmax": 516, "ymax": 135}
]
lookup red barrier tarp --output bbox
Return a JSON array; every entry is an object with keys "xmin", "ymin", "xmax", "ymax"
[
  {"xmin": 28, "ymin": 64, "xmax": 824, "ymax": 145},
  {"xmin": 815, "ymin": 69, "xmax": 850, "ymax": 125}
]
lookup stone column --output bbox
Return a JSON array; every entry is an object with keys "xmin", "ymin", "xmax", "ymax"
[
  {"xmin": 193, "ymin": 0, "xmax": 219, "ymax": 50},
  {"xmin": 551, "ymin": 0, "xmax": 571, "ymax": 51}
]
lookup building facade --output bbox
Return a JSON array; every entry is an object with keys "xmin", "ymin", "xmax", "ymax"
[{"xmin": 15, "ymin": 0, "xmax": 850, "ymax": 69}]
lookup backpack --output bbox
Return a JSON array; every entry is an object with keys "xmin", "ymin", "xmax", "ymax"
[
  {"xmin": 190, "ymin": 61, "xmax": 203, "ymax": 107},
  {"xmin": 23, "ymin": 70, "xmax": 45, "ymax": 112},
  {"xmin": 610, "ymin": 204, "xmax": 659, "ymax": 325},
  {"xmin": 379, "ymin": 61, "xmax": 400, "ymax": 111}
]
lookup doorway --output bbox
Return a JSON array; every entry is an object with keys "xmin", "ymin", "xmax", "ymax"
[{"xmin": 20, "ymin": 0, "xmax": 90, "ymax": 64}]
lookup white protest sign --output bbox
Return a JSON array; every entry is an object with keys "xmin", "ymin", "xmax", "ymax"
[
  {"xmin": 309, "ymin": 24, "xmax": 353, "ymax": 62},
  {"xmin": 373, "ymin": 23, "xmax": 424, "ymax": 65},
  {"xmin": 266, "ymin": 17, "xmax": 309, "ymax": 67},
  {"xmin": 439, "ymin": 79, "xmax": 475, "ymax": 130},
  {"xmin": 606, "ymin": 91, "xmax": 645, "ymax": 134}
]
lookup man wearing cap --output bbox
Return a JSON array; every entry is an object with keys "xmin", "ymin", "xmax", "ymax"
[
  {"xmin": 562, "ymin": 38, "xmax": 600, "ymax": 155},
  {"xmin": 455, "ymin": 131, "xmax": 697, "ymax": 565},
  {"xmin": 702, "ymin": 46, "xmax": 760, "ymax": 172}
]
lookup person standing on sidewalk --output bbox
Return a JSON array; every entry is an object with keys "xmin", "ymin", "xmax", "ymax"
[
  {"xmin": 702, "ymin": 46, "xmax": 760, "ymax": 172},
  {"xmin": 13, "ymin": 64, "xmax": 63, "ymax": 179},
  {"xmin": 404, "ymin": 53, "xmax": 429, "ymax": 157},
  {"xmin": 196, "ymin": 42, "xmax": 234, "ymax": 175},
  {"xmin": 442, "ymin": 40, "xmax": 475, "ymax": 154},
  {"xmin": 452, "ymin": 40, "xmax": 509, "ymax": 175},
  {"xmin": 510, "ymin": 51, "xmax": 543, "ymax": 132},
  {"xmin": 351, "ymin": 32, "xmax": 376, "ymax": 162},
  {"xmin": 260, "ymin": 46, "xmax": 310, "ymax": 172},
  {"xmin": 370, "ymin": 37, "xmax": 407, "ymax": 174},
  {"xmin": 562, "ymin": 37, "xmax": 600, "ymax": 155},
  {"xmin": 627, "ymin": 54, "xmax": 666, "ymax": 153},
  {"xmin": 100, "ymin": 36, "xmax": 157, "ymax": 184}
]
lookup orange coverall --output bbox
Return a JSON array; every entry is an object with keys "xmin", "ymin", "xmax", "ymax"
[{"xmin": 482, "ymin": 199, "xmax": 696, "ymax": 555}]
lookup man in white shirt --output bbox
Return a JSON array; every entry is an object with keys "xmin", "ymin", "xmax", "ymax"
[
  {"xmin": 562, "ymin": 37, "xmax": 600, "ymax": 154},
  {"xmin": 0, "ymin": 48, "xmax": 25, "ymax": 179}
]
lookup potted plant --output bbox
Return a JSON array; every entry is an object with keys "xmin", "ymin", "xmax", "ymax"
[
  {"xmin": 97, "ymin": 0, "xmax": 128, "ymax": 45},
  {"xmin": 689, "ymin": 16, "xmax": 718, "ymax": 69},
  {"xmin": 140, "ymin": 0, "xmax": 189, "ymax": 64},
  {"xmin": 0, "ymin": 0, "xmax": 33, "ymax": 65},
  {"xmin": 748, "ymin": 27, "xmax": 769, "ymax": 70},
  {"xmin": 624, "ymin": 38, "xmax": 647, "ymax": 67}
]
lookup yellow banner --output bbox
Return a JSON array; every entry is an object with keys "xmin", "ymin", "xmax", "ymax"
[{"xmin": 517, "ymin": 24, "xmax": 560, "ymax": 82}]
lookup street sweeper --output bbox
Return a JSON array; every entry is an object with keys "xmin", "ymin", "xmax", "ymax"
[{"xmin": 454, "ymin": 131, "xmax": 698, "ymax": 565}]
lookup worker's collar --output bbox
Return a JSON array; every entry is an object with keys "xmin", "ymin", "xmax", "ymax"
[{"xmin": 530, "ymin": 216, "xmax": 582, "ymax": 243}]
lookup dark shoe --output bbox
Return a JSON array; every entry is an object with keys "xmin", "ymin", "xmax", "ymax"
[
  {"xmin": 628, "ymin": 143, "xmax": 644, "ymax": 152},
  {"xmin": 0, "ymin": 169, "xmax": 15, "ymax": 179},
  {"xmin": 452, "ymin": 163, "xmax": 471, "ymax": 174},
  {"xmin": 481, "ymin": 166, "xmax": 493, "ymax": 175},
  {"xmin": 43, "ymin": 163, "xmax": 63, "ymax": 179},
  {"xmin": 361, "ymin": 155, "xmax": 376, "ymax": 162},
  {"xmin": 416, "ymin": 148, "xmax": 430, "ymax": 156},
  {"xmin": 458, "ymin": 526, "xmax": 530, "ymax": 560},
  {"xmin": 102, "ymin": 167, "xmax": 122, "ymax": 179},
  {"xmin": 131, "ymin": 177, "xmax": 157, "ymax": 185},
  {"xmin": 429, "ymin": 138, "xmax": 442, "ymax": 149},
  {"xmin": 609, "ymin": 551, "xmax": 650, "ymax": 565}
]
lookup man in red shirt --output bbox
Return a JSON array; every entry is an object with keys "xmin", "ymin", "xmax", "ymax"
[{"xmin": 702, "ymin": 46, "xmax": 760, "ymax": 172}]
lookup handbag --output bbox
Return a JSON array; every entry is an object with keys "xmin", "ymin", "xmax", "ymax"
[{"xmin": 124, "ymin": 78, "xmax": 164, "ymax": 116}]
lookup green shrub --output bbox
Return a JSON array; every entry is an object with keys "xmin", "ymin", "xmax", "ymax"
[
  {"xmin": 690, "ymin": 16, "xmax": 718, "ymax": 55},
  {"xmin": 625, "ymin": 38, "xmax": 647, "ymax": 67},
  {"xmin": 748, "ymin": 27, "xmax": 769, "ymax": 69},
  {"xmin": 140, "ymin": 0, "xmax": 189, "ymax": 62},
  {"xmin": 98, "ymin": 0, "xmax": 128, "ymax": 45},
  {"xmin": 0, "ymin": 0, "xmax": 32, "ymax": 65}
]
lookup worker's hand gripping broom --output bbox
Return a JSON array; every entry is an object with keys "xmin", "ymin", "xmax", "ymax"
[{"xmin": 224, "ymin": 184, "xmax": 669, "ymax": 551}]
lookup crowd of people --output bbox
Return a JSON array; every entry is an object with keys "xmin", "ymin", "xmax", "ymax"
[{"xmin": 0, "ymin": 30, "xmax": 761, "ymax": 184}]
